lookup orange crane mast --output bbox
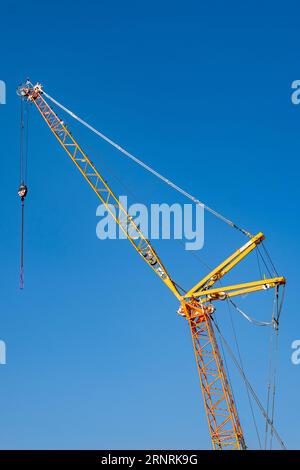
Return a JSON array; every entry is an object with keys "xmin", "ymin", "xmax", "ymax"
[{"xmin": 18, "ymin": 81, "xmax": 285, "ymax": 450}]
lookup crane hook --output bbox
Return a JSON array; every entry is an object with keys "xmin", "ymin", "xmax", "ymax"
[
  {"xmin": 18, "ymin": 183, "xmax": 28, "ymax": 201},
  {"xmin": 18, "ymin": 183, "xmax": 28, "ymax": 289}
]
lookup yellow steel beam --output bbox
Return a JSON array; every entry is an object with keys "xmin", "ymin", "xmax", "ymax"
[
  {"xmin": 184, "ymin": 232, "xmax": 265, "ymax": 299},
  {"xmin": 198, "ymin": 277, "xmax": 286, "ymax": 302}
]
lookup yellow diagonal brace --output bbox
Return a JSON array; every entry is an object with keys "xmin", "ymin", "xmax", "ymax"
[{"xmin": 184, "ymin": 233, "xmax": 265, "ymax": 299}]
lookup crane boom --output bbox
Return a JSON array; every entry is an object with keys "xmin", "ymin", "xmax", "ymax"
[
  {"xmin": 18, "ymin": 82, "xmax": 180, "ymax": 300},
  {"xmin": 18, "ymin": 81, "xmax": 286, "ymax": 450}
]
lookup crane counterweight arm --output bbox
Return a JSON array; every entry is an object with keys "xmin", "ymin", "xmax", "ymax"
[{"xmin": 19, "ymin": 82, "xmax": 180, "ymax": 300}]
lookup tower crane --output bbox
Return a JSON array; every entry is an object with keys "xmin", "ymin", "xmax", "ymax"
[{"xmin": 17, "ymin": 81, "xmax": 286, "ymax": 450}]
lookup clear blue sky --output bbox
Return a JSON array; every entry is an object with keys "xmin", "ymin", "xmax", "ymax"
[{"xmin": 0, "ymin": 0, "xmax": 299, "ymax": 450}]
